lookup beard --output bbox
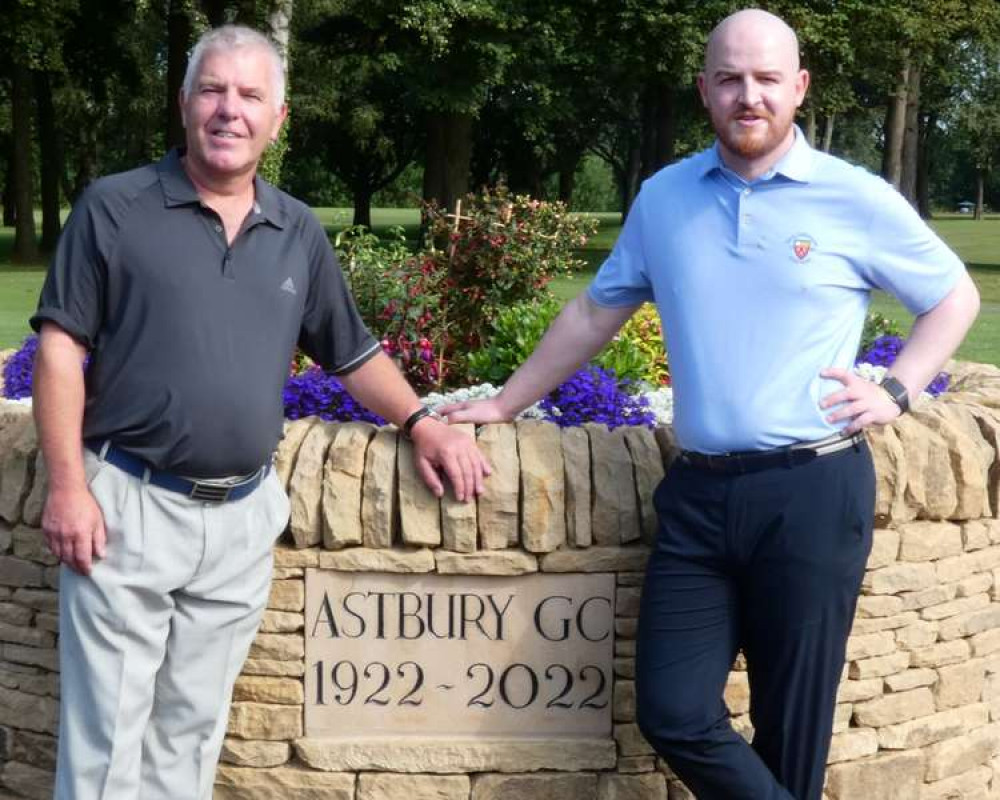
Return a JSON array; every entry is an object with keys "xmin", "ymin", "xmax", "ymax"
[{"xmin": 713, "ymin": 107, "xmax": 795, "ymax": 161}]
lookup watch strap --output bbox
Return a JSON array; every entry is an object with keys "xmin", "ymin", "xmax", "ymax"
[{"xmin": 879, "ymin": 376, "xmax": 910, "ymax": 414}]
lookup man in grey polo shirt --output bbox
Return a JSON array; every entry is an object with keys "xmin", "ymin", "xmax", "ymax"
[
  {"xmin": 444, "ymin": 9, "xmax": 979, "ymax": 800},
  {"xmin": 32, "ymin": 25, "xmax": 488, "ymax": 799}
]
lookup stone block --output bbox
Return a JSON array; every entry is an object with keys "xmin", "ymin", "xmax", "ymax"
[
  {"xmin": 0, "ymin": 622, "xmax": 52, "ymax": 650},
  {"xmin": 273, "ymin": 546, "xmax": 319, "ymax": 568},
  {"xmin": 885, "ymin": 668, "xmax": 938, "ymax": 693},
  {"xmin": 476, "ymin": 424, "xmax": 519, "ymax": 549},
  {"xmin": 0, "ymin": 558, "xmax": 43, "ymax": 589},
  {"xmin": 867, "ymin": 527, "xmax": 901, "ymax": 570},
  {"xmin": 214, "ymin": 766, "xmax": 353, "ymax": 800},
  {"xmin": 938, "ymin": 547, "xmax": 1000, "ymax": 584},
  {"xmin": 0, "ymin": 687, "xmax": 57, "ymax": 735},
  {"xmin": 1, "ymin": 644, "xmax": 57, "ymax": 672},
  {"xmin": 274, "ymin": 418, "xmax": 318, "ymax": 489},
  {"xmin": 517, "ymin": 421, "xmax": 566, "ymax": 553},
  {"xmin": 614, "ymin": 680, "xmax": 636, "ymax": 723},
  {"xmin": 267, "ymin": 580, "xmax": 305, "ymax": 612},
  {"xmin": 232, "ymin": 676, "xmax": 303, "ymax": 705},
  {"xmin": 0, "ymin": 412, "xmax": 36, "ymax": 525},
  {"xmin": 0, "ymin": 760, "xmax": 52, "ymax": 800},
  {"xmin": 957, "ymin": 573, "xmax": 994, "ymax": 599},
  {"xmin": 541, "ymin": 547, "xmax": 649, "ymax": 573},
  {"xmin": 294, "ymin": 737, "xmax": 616, "ymax": 773},
  {"xmin": 922, "ymin": 593, "xmax": 990, "ymax": 622},
  {"xmin": 853, "ymin": 687, "xmax": 935, "ymax": 727},
  {"xmin": 849, "ymin": 650, "xmax": 910, "ymax": 679},
  {"xmin": 910, "ymin": 640, "xmax": 971, "ymax": 669},
  {"xmin": 562, "ymin": 427, "xmax": 592, "ymax": 548},
  {"xmin": 920, "ymin": 765, "xmax": 992, "ymax": 800},
  {"xmin": 21, "ymin": 452, "xmax": 46, "ymax": 528},
  {"xmin": 288, "ymin": 422, "xmax": 338, "ymax": 548},
  {"xmin": 914, "ymin": 405, "xmax": 989, "ymax": 520},
  {"xmin": 220, "ymin": 738, "xmax": 291, "ymax": 768},
  {"xmin": 897, "ymin": 416, "xmax": 957, "ymax": 521},
  {"xmin": 598, "ymin": 773, "xmax": 667, "ymax": 800},
  {"xmin": 0, "ymin": 604, "xmax": 31, "ymax": 627},
  {"xmin": 864, "ymin": 562, "xmax": 937, "ymax": 595},
  {"xmin": 587, "ymin": 425, "xmax": 638, "ymax": 545},
  {"xmin": 857, "ymin": 595, "xmax": 904, "ymax": 618},
  {"xmin": 361, "ymin": 428, "xmax": 398, "ymax": 549},
  {"xmin": 323, "ymin": 422, "xmax": 376, "ymax": 549},
  {"xmin": 360, "ymin": 774, "xmax": 471, "ymax": 800},
  {"xmin": 623, "ymin": 427, "xmax": 665, "ymax": 545},
  {"xmin": 616, "ymin": 587, "xmax": 641, "ymax": 618},
  {"xmin": 226, "ymin": 702, "xmax": 303, "ymax": 740},
  {"xmin": 901, "ymin": 584, "xmax": 957, "ymax": 613},
  {"xmin": 724, "ymin": 671, "xmax": 749, "ymax": 715},
  {"xmin": 973, "ymin": 628, "xmax": 1000, "ymax": 658},
  {"xmin": 964, "ymin": 520, "xmax": 994, "ymax": 552},
  {"xmin": 827, "ymin": 729, "xmax": 878, "ymax": 765},
  {"xmin": 924, "ymin": 724, "xmax": 1000, "ymax": 782},
  {"xmin": 836, "ymin": 678, "xmax": 883, "ymax": 703},
  {"xmin": 397, "ymin": 436, "xmax": 441, "ymax": 547},
  {"xmin": 318, "ymin": 547, "xmax": 435, "ymax": 573},
  {"xmin": 9, "ymin": 729, "xmax": 56, "ymax": 771},
  {"xmin": 825, "ymin": 750, "xmax": 924, "ymax": 800},
  {"xmin": 852, "ymin": 611, "xmax": 919, "ymax": 635},
  {"xmin": 935, "ymin": 659, "xmax": 986, "ymax": 709},
  {"xmin": 472, "ymin": 773, "xmax": 596, "ymax": 800},
  {"xmin": 845, "ymin": 631, "xmax": 896, "ymax": 661},
  {"xmin": 878, "ymin": 703, "xmax": 989, "ymax": 750},
  {"xmin": 869, "ymin": 425, "xmax": 909, "ymax": 523},
  {"xmin": 247, "ymin": 634, "xmax": 303, "ymax": 662},
  {"xmin": 617, "ymin": 757, "xmax": 656, "ymax": 773},
  {"xmin": 939, "ymin": 605, "xmax": 1000, "ymax": 641},
  {"xmin": 435, "ymin": 550, "xmax": 537, "ymax": 575},
  {"xmin": 240, "ymin": 659, "xmax": 305, "ymax": 678},
  {"xmin": 832, "ymin": 702, "xmax": 852, "ymax": 733},
  {"xmin": 8, "ymin": 589, "xmax": 55, "ymax": 614},
  {"xmin": 615, "ymin": 724, "xmax": 654, "ymax": 757},
  {"xmin": 897, "ymin": 521, "xmax": 963, "ymax": 562},
  {"xmin": 11, "ymin": 527, "xmax": 55, "ymax": 567}
]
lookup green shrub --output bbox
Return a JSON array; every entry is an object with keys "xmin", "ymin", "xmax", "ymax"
[
  {"xmin": 595, "ymin": 304, "xmax": 669, "ymax": 388},
  {"xmin": 466, "ymin": 298, "xmax": 561, "ymax": 384}
]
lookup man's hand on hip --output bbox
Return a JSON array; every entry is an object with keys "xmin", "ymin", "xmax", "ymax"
[
  {"xmin": 409, "ymin": 417, "xmax": 492, "ymax": 502},
  {"xmin": 42, "ymin": 486, "xmax": 106, "ymax": 575},
  {"xmin": 819, "ymin": 368, "xmax": 902, "ymax": 434}
]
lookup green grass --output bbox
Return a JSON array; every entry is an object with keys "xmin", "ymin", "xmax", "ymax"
[{"xmin": 2, "ymin": 210, "xmax": 998, "ymax": 366}]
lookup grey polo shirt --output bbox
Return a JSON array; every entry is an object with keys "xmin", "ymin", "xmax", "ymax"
[{"xmin": 32, "ymin": 150, "xmax": 380, "ymax": 477}]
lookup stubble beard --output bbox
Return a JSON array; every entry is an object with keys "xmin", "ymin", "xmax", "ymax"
[{"xmin": 715, "ymin": 109, "xmax": 795, "ymax": 161}]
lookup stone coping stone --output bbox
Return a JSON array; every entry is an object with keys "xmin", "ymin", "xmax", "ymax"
[{"xmin": 294, "ymin": 737, "xmax": 616, "ymax": 773}]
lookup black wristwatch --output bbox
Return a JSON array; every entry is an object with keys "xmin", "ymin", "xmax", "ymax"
[{"xmin": 879, "ymin": 376, "xmax": 910, "ymax": 414}]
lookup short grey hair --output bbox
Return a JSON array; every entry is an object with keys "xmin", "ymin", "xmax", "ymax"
[{"xmin": 182, "ymin": 25, "xmax": 286, "ymax": 109}]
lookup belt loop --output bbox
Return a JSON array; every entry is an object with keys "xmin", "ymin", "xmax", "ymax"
[{"xmin": 98, "ymin": 440, "xmax": 111, "ymax": 461}]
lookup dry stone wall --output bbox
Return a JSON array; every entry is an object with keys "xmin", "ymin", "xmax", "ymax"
[{"xmin": 1, "ymin": 361, "xmax": 1000, "ymax": 798}]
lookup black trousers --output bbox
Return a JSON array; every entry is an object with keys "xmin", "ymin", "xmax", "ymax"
[{"xmin": 635, "ymin": 442, "xmax": 875, "ymax": 800}]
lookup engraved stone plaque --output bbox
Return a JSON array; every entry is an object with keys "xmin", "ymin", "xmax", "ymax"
[{"xmin": 305, "ymin": 570, "xmax": 616, "ymax": 738}]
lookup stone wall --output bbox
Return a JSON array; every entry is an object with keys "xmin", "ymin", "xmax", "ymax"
[{"xmin": 1, "ymin": 360, "xmax": 1000, "ymax": 799}]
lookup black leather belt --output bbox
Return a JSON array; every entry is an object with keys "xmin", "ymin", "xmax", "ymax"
[
  {"xmin": 85, "ymin": 441, "xmax": 267, "ymax": 503},
  {"xmin": 679, "ymin": 432, "xmax": 865, "ymax": 475}
]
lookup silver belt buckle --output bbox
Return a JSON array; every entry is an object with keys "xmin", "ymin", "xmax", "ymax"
[{"xmin": 189, "ymin": 482, "xmax": 233, "ymax": 503}]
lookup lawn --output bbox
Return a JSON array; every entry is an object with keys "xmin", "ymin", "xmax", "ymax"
[{"xmin": 2, "ymin": 210, "xmax": 998, "ymax": 367}]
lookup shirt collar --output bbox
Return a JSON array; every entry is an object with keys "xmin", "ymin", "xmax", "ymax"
[
  {"xmin": 156, "ymin": 148, "xmax": 286, "ymax": 228},
  {"xmin": 698, "ymin": 125, "xmax": 814, "ymax": 184}
]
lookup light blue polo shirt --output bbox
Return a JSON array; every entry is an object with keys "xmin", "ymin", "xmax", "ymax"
[{"xmin": 589, "ymin": 130, "xmax": 965, "ymax": 454}]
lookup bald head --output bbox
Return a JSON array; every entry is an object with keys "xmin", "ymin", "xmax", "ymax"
[{"xmin": 705, "ymin": 9, "xmax": 800, "ymax": 73}]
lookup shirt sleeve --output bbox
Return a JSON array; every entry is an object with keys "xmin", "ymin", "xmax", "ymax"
[
  {"xmin": 29, "ymin": 184, "xmax": 108, "ymax": 348},
  {"xmin": 860, "ymin": 181, "xmax": 966, "ymax": 315},
  {"xmin": 587, "ymin": 190, "xmax": 655, "ymax": 308},
  {"xmin": 297, "ymin": 214, "xmax": 380, "ymax": 375}
]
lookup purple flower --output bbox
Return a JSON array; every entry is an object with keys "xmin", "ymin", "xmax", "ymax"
[
  {"xmin": 283, "ymin": 366, "xmax": 385, "ymax": 424},
  {"xmin": 540, "ymin": 366, "xmax": 655, "ymax": 430},
  {"xmin": 2, "ymin": 335, "xmax": 39, "ymax": 400},
  {"xmin": 857, "ymin": 334, "xmax": 949, "ymax": 399}
]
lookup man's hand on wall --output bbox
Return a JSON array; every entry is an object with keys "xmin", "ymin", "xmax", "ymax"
[{"xmin": 409, "ymin": 418, "xmax": 492, "ymax": 502}]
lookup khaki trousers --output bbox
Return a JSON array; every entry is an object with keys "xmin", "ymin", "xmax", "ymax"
[{"xmin": 55, "ymin": 450, "xmax": 289, "ymax": 799}]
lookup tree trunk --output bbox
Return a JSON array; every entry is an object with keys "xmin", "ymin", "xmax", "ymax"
[
  {"xmin": 267, "ymin": 0, "xmax": 294, "ymax": 69},
  {"xmin": 620, "ymin": 140, "xmax": 641, "ymax": 223},
  {"xmin": 423, "ymin": 111, "xmax": 474, "ymax": 213},
  {"xmin": 975, "ymin": 170, "xmax": 985, "ymax": 220},
  {"xmin": 34, "ymin": 71, "xmax": 63, "ymax": 251},
  {"xmin": 639, "ymin": 84, "xmax": 677, "ymax": 181},
  {"xmin": 900, "ymin": 63, "xmax": 921, "ymax": 208},
  {"xmin": 558, "ymin": 159, "xmax": 578, "ymax": 205},
  {"xmin": 821, "ymin": 113, "xmax": 835, "ymax": 153},
  {"xmin": 352, "ymin": 185, "xmax": 373, "ymax": 228},
  {"xmin": 916, "ymin": 111, "xmax": 934, "ymax": 219},
  {"xmin": 3, "ymin": 149, "xmax": 16, "ymax": 227},
  {"xmin": 805, "ymin": 107, "xmax": 817, "ymax": 147},
  {"xmin": 10, "ymin": 62, "xmax": 39, "ymax": 263},
  {"xmin": 166, "ymin": 0, "xmax": 193, "ymax": 151},
  {"xmin": 883, "ymin": 54, "xmax": 910, "ymax": 189}
]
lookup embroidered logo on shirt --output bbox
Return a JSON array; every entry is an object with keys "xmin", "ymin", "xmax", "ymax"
[
  {"xmin": 280, "ymin": 277, "xmax": 297, "ymax": 295},
  {"xmin": 789, "ymin": 234, "xmax": 817, "ymax": 262}
]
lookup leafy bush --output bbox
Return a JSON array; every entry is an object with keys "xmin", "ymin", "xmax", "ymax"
[
  {"xmin": 859, "ymin": 311, "xmax": 904, "ymax": 356},
  {"xmin": 466, "ymin": 298, "xmax": 561, "ymax": 385},
  {"xmin": 595, "ymin": 304, "xmax": 669, "ymax": 387}
]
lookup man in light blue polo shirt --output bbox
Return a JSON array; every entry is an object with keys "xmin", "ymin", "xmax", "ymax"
[{"xmin": 443, "ymin": 8, "xmax": 980, "ymax": 799}]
